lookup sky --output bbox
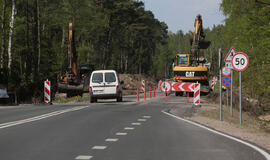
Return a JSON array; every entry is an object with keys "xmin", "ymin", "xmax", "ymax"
[{"xmin": 143, "ymin": 0, "xmax": 225, "ymax": 33}]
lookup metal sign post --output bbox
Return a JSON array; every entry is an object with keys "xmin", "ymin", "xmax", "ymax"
[
  {"xmin": 227, "ymin": 89, "xmax": 229, "ymax": 107},
  {"xmin": 239, "ymin": 71, "xmax": 242, "ymax": 125},
  {"xmin": 219, "ymin": 48, "xmax": 223, "ymax": 121},
  {"xmin": 232, "ymin": 52, "xmax": 249, "ymax": 125}
]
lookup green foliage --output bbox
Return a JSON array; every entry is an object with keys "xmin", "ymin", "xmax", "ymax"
[{"xmin": 0, "ymin": 0, "xmax": 168, "ymax": 102}]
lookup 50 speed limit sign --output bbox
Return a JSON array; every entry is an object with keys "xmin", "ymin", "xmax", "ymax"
[{"xmin": 231, "ymin": 52, "xmax": 249, "ymax": 71}]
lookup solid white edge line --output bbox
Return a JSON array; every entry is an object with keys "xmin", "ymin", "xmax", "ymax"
[
  {"xmin": 105, "ymin": 138, "xmax": 118, "ymax": 142},
  {"xmin": 0, "ymin": 106, "xmax": 89, "ymax": 129},
  {"xmin": 162, "ymin": 110, "xmax": 270, "ymax": 160},
  {"xmin": 75, "ymin": 155, "xmax": 93, "ymax": 160}
]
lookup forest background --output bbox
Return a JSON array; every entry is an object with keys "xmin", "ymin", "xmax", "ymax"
[{"xmin": 0, "ymin": 0, "xmax": 269, "ymax": 114}]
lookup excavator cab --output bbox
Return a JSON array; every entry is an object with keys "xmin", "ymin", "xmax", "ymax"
[{"xmin": 175, "ymin": 54, "xmax": 190, "ymax": 67}]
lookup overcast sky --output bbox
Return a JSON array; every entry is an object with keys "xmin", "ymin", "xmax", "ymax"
[{"xmin": 143, "ymin": 0, "xmax": 225, "ymax": 33}]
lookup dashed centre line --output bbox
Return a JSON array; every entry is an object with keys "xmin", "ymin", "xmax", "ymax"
[
  {"xmin": 132, "ymin": 122, "xmax": 141, "ymax": 125},
  {"xmin": 143, "ymin": 116, "xmax": 151, "ymax": 118},
  {"xmin": 75, "ymin": 155, "xmax": 93, "ymax": 160},
  {"xmin": 116, "ymin": 132, "xmax": 127, "ymax": 136},
  {"xmin": 92, "ymin": 146, "xmax": 107, "ymax": 150},
  {"xmin": 105, "ymin": 138, "xmax": 118, "ymax": 142},
  {"xmin": 137, "ymin": 119, "xmax": 146, "ymax": 122},
  {"xmin": 124, "ymin": 127, "xmax": 134, "ymax": 130}
]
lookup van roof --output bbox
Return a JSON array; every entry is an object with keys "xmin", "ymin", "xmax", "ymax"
[{"xmin": 92, "ymin": 70, "xmax": 116, "ymax": 73}]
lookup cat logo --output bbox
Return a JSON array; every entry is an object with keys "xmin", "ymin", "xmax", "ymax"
[{"xmin": 185, "ymin": 71, "xmax": 195, "ymax": 77}]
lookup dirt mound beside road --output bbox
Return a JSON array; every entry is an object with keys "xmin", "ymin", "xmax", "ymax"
[{"xmin": 119, "ymin": 74, "xmax": 157, "ymax": 95}]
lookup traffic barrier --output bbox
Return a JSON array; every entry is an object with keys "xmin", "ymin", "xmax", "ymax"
[
  {"xmin": 193, "ymin": 83, "xmax": 200, "ymax": 105},
  {"xmin": 137, "ymin": 88, "xmax": 139, "ymax": 102},
  {"xmin": 44, "ymin": 79, "xmax": 51, "ymax": 104},
  {"xmin": 149, "ymin": 88, "xmax": 152, "ymax": 99},
  {"xmin": 171, "ymin": 82, "xmax": 200, "ymax": 106}
]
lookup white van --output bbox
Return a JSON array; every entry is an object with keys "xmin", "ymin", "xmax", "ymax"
[{"xmin": 89, "ymin": 70, "xmax": 123, "ymax": 103}]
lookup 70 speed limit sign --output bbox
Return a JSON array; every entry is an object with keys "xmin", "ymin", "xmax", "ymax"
[{"xmin": 231, "ymin": 52, "xmax": 249, "ymax": 71}]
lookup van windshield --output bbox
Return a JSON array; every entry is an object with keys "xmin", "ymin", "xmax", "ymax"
[
  {"xmin": 105, "ymin": 72, "xmax": 116, "ymax": 82},
  {"xmin": 92, "ymin": 73, "xmax": 103, "ymax": 83}
]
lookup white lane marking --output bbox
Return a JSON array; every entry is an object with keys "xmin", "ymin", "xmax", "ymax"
[
  {"xmin": 0, "ymin": 106, "xmax": 89, "ymax": 129},
  {"xmin": 75, "ymin": 155, "xmax": 93, "ymax": 160},
  {"xmin": 143, "ymin": 116, "xmax": 151, "ymax": 118},
  {"xmin": 137, "ymin": 119, "xmax": 146, "ymax": 122},
  {"xmin": 124, "ymin": 127, "xmax": 134, "ymax": 130},
  {"xmin": 105, "ymin": 138, "xmax": 118, "ymax": 142},
  {"xmin": 132, "ymin": 122, "xmax": 141, "ymax": 125},
  {"xmin": 116, "ymin": 132, "xmax": 127, "ymax": 136},
  {"xmin": 92, "ymin": 146, "xmax": 107, "ymax": 150},
  {"xmin": 162, "ymin": 111, "xmax": 270, "ymax": 160}
]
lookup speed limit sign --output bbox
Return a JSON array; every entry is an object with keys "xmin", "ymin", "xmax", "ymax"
[{"xmin": 231, "ymin": 52, "xmax": 249, "ymax": 71}]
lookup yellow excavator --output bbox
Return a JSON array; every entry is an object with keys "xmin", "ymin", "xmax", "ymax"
[
  {"xmin": 57, "ymin": 22, "xmax": 94, "ymax": 97},
  {"xmin": 173, "ymin": 14, "xmax": 211, "ymax": 96}
]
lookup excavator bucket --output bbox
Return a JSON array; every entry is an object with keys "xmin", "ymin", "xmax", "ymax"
[
  {"xmin": 199, "ymin": 40, "xmax": 211, "ymax": 49},
  {"xmin": 190, "ymin": 38, "xmax": 211, "ymax": 49}
]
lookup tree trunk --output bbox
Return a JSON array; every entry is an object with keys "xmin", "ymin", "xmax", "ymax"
[
  {"xmin": 1, "ymin": 0, "xmax": 6, "ymax": 68},
  {"xmin": 103, "ymin": 15, "xmax": 112, "ymax": 69},
  {"xmin": 37, "ymin": 0, "xmax": 41, "ymax": 73},
  {"xmin": 7, "ymin": 0, "xmax": 16, "ymax": 71}
]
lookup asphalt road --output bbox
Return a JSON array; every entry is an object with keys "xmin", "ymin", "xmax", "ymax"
[{"xmin": 0, "ymin": 93, "xmax": 268, "ymax": 160}]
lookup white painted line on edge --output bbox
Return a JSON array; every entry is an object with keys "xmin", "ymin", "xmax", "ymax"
[
  {"xmin": 0, "ymin": 106, "xmax": 89, "ymax": 129},
  {"xmin": 124, "ymin": 127, "xmax": 134, "ymax": 130},
  {"xmin": 105, "ymin": 138, "xmax": 118, "ymax": 142},
  {"xmin": 137, "ymin": 119, "xmax": 146, "ymax": 122},
  {"xmin": 143, "ymin": 116, "xmax": 151, "ymax": 118},
  {"xmin": 132, "ymin": 122, "xmax": 141, "ymax": 125},
  {"xmin": 92, "ymin": 146, "xmax": 107, "ymax": 150},
  {"xmin": 162, "ymin": 110, "xmax": 270, "ymax": 160},
  {"xmin": 75, "ymin": 155, "xmax": 93, "ymax": 160},
  {"xmin": 116, "ymin": 132, "xmax": 127, "ymax": 136}
]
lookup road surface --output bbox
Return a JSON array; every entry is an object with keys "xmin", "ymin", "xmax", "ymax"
[{"xmin": 0, "ymin": 93, "xmax": 268, "ymax": 160}]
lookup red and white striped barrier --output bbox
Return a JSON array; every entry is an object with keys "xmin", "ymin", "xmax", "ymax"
[
  {"xmin": 193, "ymin": 83, "xmax": 200, "ymax": 105},
  {"xmin": 171, "ymin": 82, "xmax": 200, "ymax": 105},
  {"xmin": 44, "ymin": 79, "xmax": 51, "ymax": 104},
  {"xmin": 141, "ymin": 80, "xmax": 145, "ymax": 92}
]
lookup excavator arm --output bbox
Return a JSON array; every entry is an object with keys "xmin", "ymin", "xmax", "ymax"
[{"xmin": 190, "ymin": 14, "xmax": 210, "ymax": 64}]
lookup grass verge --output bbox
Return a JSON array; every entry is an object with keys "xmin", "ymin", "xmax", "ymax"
[{"xmin": 53, "ymin": 96, "xmax": 89, "ymax": 104}]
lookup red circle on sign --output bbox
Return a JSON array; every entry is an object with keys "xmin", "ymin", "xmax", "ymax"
[
  {"xmin": 161, "ymin": 81, "xmax": 172, "ymax": 93},
  {"xmin": 222, "ymin": 66, "xmax": 231, "ymax": 76},
  {"xmin": 231, "ymin": 52, "xmax": 249, "ymax": 71}
]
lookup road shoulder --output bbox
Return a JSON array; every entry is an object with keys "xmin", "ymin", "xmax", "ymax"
[{"xmin": 169, "ymin": 97, "xmax": 270, "ymax": 153}]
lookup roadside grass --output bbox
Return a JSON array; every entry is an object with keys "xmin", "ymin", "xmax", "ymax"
[
  {"xmin": 53, "ymin": 96, "xmax": 89, "ymax": 104},
  {"xmin": 198, "ymin": 100, "xmax": 270, "ymax": 135}
]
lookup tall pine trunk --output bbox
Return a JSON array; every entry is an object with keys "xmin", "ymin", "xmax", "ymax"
[
  {"xmin": 7, "ymin": 0, "xmax": 16, "ymax": 72},
  {"xmin": 1, "ymin": 0, "xmax": 6, "ymax": 68},
  {"xmin": 37, "ymin": 0, "xmax": 41, "ymax": 73}
]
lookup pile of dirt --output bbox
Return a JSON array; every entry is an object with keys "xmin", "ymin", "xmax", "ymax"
[{"xmin": 119, "ymin": 74, "xmax": 157, "ymax": 95}]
